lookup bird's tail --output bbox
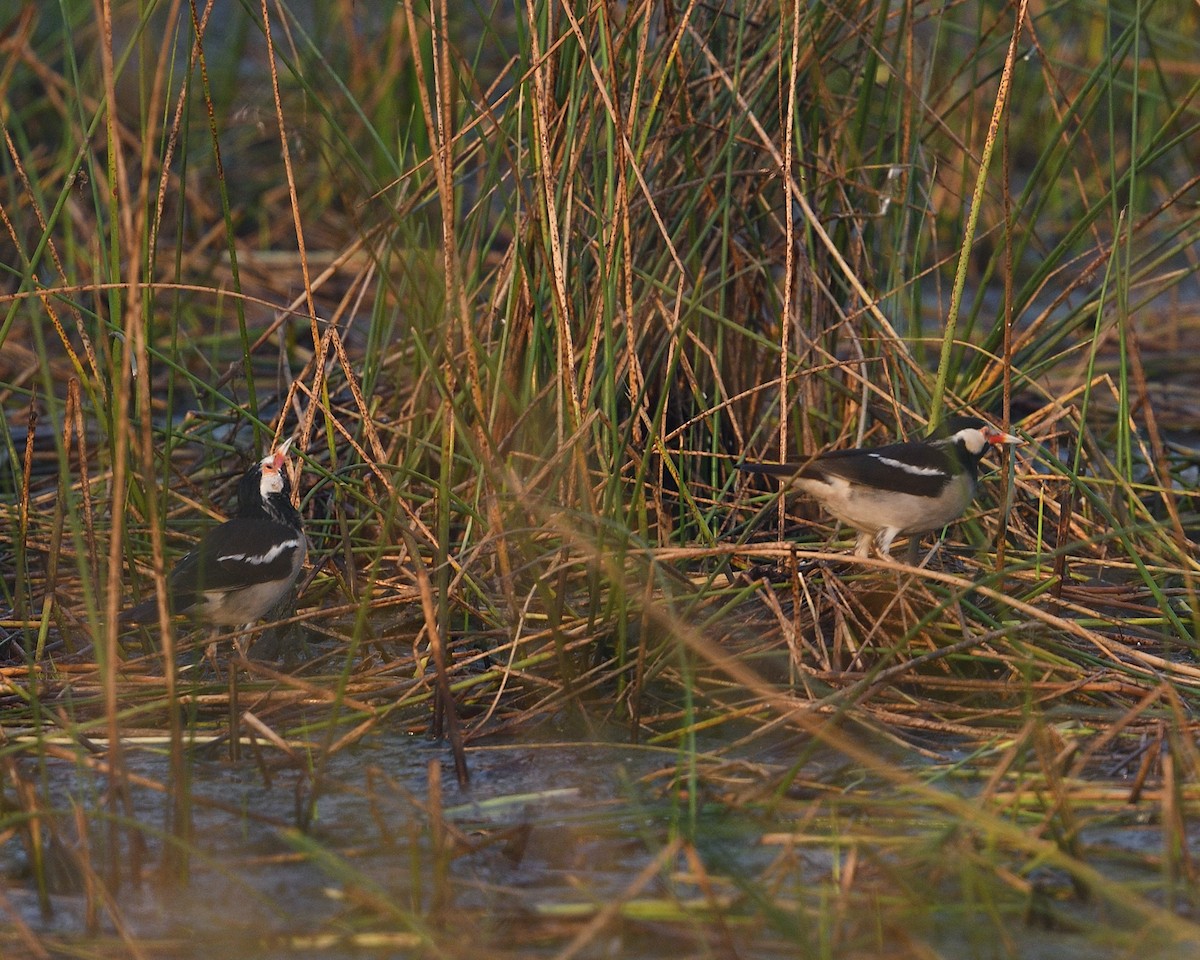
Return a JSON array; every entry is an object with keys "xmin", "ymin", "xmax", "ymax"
[
  {"xmin": 738, "ymin": 461, "xmax": 800, "ymax": 478},
  {"xmin": 119, "ymin": 599, "xmax": 158, "ymax": 624}
]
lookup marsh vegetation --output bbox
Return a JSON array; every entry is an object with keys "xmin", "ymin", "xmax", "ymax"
[{"xmin": 3, "ymin": 0, "xmax": 1200, "ymax": 956}]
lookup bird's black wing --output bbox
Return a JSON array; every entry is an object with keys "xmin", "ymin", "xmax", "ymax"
[
  {"xmin": 169, "ymin": 518, "xmax": 303, "ymax": 595},
  {"xmin": 806, "ymin": 441, "xmax": 955, "ymax": 498}
]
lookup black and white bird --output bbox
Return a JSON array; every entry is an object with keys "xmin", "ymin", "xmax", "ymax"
[
  {"xmin": 123, "ymin": 439, "xmax": 306, "ymax": 629},
  {"xmin": 739, "ymin": 416, "xmax": 1020, "ymax": 559}
]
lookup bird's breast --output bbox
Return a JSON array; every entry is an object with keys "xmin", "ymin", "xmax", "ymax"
[{"xmin": 796, "ymin": 474, "xmax": 974, "ymax": 534}]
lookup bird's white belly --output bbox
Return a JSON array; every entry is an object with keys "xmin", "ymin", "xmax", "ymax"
[{"xmin": 798, "ymin": 476, "xmax": 971, "ymax": 534}]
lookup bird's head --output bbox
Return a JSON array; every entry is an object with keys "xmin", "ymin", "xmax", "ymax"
[
  {"xmin": 257, "ymin": 437, "xmax": 295, "ymax": 500},
  {"xmin": 937, "ymin": 416, "xmax": 1022, "ymax": 457}
]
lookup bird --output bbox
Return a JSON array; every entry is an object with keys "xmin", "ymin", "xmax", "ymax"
[
  {"xmin": 122, "ymin": 438, "xmax": 306, "ymax": 634},
  {"xmin": 739, "ymin": 415, "xmax": 1020, "ymax": 559}
]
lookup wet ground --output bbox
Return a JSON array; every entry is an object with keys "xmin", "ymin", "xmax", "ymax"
[{"xmin": 4, "ymin": 721, "xmax": 1198, "ymax": 959}]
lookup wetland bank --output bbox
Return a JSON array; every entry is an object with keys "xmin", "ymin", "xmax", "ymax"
[{"xmin": 4, "ymin": 0, "xmax": 1200, "ymax": 957}]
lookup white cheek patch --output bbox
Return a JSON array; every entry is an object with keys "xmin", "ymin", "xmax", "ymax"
[
  {"xmin": 953, "ymin": 429, "xmax": 988, "ymax": 455},
  {"xmin": 219, "ymin": 538, "xmax": 300, "ymax": 566},
  {"xmin": 870, "ymin": 454, "xmax": 948, "ymax": 478}
]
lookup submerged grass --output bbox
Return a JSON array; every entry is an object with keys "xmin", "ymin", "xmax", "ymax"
[{"xmin": 3, "ymin": 0, "xmax": 1200, "ymax": 956}]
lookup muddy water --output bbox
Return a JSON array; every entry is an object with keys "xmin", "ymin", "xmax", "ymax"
[
  {"xmin": 3, "ymin": 728, "xmax": 1197, "ymax": 959},
  {"xmin": 3, "ymin": 733, "xmax": 721, "ymax": 955}
]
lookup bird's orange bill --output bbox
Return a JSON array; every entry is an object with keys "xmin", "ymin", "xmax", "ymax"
[
  {"xmin": 272, "ymin": 436, "xmax": 295, "ymax": 467},
  {"xmin": 983, "ymin": 429, "xmax": 1022, "ymax": 446}
]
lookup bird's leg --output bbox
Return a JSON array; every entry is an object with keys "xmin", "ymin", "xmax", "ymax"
[
  {"xmin": 231, "ymin": 626, "xmax": 250, "ymax": 662},
  {"xmin": 228, "ymin": 664, "xmax": 240, "ymax": 761},
  {"xmin": 854, "ymin": 533, "xmax": 873, "ymax": 558},
  {"xmin": 904, "ymin": 536, "xmax": 922, "ymax": 566},
  {"xmin": 228, "ymin": 622, "xmax": 251, "ymax": 762},
  {"xmin": 204, "ymin": 630, "xmax": 222, "ymax": 679},
  {"xmin": 875, "ymin": 527, "xmax": 899, "ymax": 558}
]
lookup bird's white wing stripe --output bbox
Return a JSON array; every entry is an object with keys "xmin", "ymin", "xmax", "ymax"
[
  {"xmin": 218, "ymin": 539, "xmax": 301, "ymax": 565},
  {"xmin": 870, "ymin": 454, "xmax": 948, "ymax": 478}
]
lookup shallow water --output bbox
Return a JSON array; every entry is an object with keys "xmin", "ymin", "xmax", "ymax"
[
  {"xmin": 3, "ymin": 722, "xmax": 1198, "ymax": 959},
  {"xmin": 2, "ymin": 732, "xmax": 736, "ymax": 956}
]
